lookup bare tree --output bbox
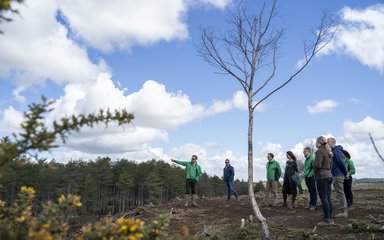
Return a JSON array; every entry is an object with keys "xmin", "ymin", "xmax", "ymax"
[
  {"xmin": 197, "ymin": 1, "xmax": 336, "ymax": 239},
  {"xmin": 369, "ymin": 133, "xmax": 384, "ymax": 162}
]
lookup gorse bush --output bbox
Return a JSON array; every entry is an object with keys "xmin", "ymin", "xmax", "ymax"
[{"xmin": 0, "ymin": 186, "xmax": 170, "ymax": 240}]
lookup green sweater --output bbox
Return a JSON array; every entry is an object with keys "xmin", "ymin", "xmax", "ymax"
[
  {"xmin": 344, "ymin": 158, "xmax": 356, "ymax": 175},
  {"xmin": 173, "ymin": 160, "xmax": 202, "ymax": 181},
  {"xmin": 266, "ymin": 160, "xmax": 282, "ymax": 181},
  {"xmin": 304, "ymin": 155, "xmax": 315, "ymax": 178}
]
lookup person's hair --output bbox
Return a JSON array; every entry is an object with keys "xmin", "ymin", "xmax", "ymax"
[
  {"xmin": 304, "ymin": 147, "xmax": 312, "ymax": 153},
  {"xmin": 225, "ymin": 158, "xmax": 230, "ymax": 162},
  {"xmin": 268, "ymin": 153, "xmax": 274, "ymax": 158},
  {"xmin": 192, "ymin": 155, "xmax": 198, "ymax": 160},
  {"xmin": 317, "ymin": 136, "xmax": 333, "ymax": 157},
  {"xmin": 342, "ymin": 150, "xmax": 351, "ymax": 159},
  {"xmin": 286, "ymin": 151, "xmax": 297, "ymax": 161}
]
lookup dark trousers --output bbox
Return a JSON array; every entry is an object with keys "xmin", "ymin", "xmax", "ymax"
[
  {"xmin": 225, "ymin": 180, "xmax": 238, "ymax": 199},
  {"xmin": 305, "ymin": 176, "xmax": 317, "ymax": 207},
  {"xmin": 186, "ymin": 179, "xmax": 197, "ymax": 194},
  {"xmin": 343, "ymin": 177, "xmax": 353, "ymax": 206},
  {"xmin": 316, "ymin": 177, "xmax": 333, "ymax": 220}
]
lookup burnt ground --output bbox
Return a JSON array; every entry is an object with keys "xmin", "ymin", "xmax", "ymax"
[{"xmin": 130, "ymin": 186, "xmax": 384, "ymax": 239}]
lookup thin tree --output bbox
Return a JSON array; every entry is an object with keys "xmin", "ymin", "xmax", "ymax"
[
  {"xmin": 197, "ymin": 1, "xmax": 337, "ymax": 239},
  {"xmin": 369, "ymin": 133, "xmax": 384, "ymax": 162}
]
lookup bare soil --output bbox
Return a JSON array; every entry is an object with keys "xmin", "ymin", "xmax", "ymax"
[{"xmin": 131, "ymin": 187, "xmax": 384, "ymax": 239}]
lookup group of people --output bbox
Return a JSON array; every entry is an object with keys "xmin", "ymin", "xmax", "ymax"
[
  {"xmin": 171, "ymin": 135, "xmax": 356, "ymax": 226},
  {"xmin": 265, "ymin": 136, "xmax": 356, "ymax": 226}
]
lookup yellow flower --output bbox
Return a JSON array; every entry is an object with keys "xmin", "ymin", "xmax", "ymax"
[
  {"xmin": 135, "ymin": 233, "xmax": 144, "ymax": 239},
  {"xmin": 2, "ymin": 0, "xmax": 11, "ymax": 9},
  {"xmin": 21, "ymin": 186, "xmax": 35, "ymax": 194},
  {"xmin": 43, "ymin": 223, "xmax": 50, "ymax": 229},
  {"xmin": 130, "ymin": 225, "xmax": 137, "ymax": 232},
  {"xmin": 58, "ymin": 195, "xmax": 65, "ymax": 204},
  {"xmin": 121, "ymin": 225, "xmax": 127, "ymax": 232}
]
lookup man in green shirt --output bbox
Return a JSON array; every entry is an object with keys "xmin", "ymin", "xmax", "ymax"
[
  {"xmin": 171, "ymin": 155, "xmax": 203, "ymax": 207},
  {"xmin": 303, "ymin": 147, "xmax": 317, "ymax": 210},
  {"xmin": 265, "ymin": 153, "xmax": 282, "ymax": 205}
]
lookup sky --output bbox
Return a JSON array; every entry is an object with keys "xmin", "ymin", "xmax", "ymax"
[{"xmin": 0, "ymin": 0, "xmax": 383, "ymax": 181}]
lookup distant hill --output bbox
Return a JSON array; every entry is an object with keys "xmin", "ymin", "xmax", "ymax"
[{"xmin": 354, "ymin": 178, "xmax": 384, "ymax": 186}]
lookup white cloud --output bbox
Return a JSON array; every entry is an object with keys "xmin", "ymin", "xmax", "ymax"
[
  {"xmin": 323, "ymin": 4, "xmax": 384, "ymax": 73},
  {"xmin": 193, "ymin": 0, "xmax": 231, "ymax": 9},
  {"xmin": 307, "ymin": 99, "xmax": 338, "ymax": 114},
  {"xmin": 343, "ymin": 116, "xmax": 384, "ymax": 141},
  {"xmin": 58, "ymin": 0, "xmax": 190, "ymax": 52},
  {"xmin": 0, "ymin": 106, "xmax": 24, "ymax": 133},
  {"xmin": 203, "ymin": 90, "xmax": 254, "ymax": 117},
  {"xmin": 0, "ymin": 0, "xmax": 231, "ymax": 101},
  {"xmin": 0, "ymin": 0, "xmax": 106, "ymax": 101}
]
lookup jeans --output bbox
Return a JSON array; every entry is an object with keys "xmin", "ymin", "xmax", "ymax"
[
  {"xmin": 305, "ymin": 176, "xmax": 317, "ymax": 207},
  {"xmin": 343, "ymin": 177, "xmax": 353, "ymax": 206},
  {"xmin": 316, "ymin": 177, "xmax": 333, "ymax": 220},
  {"xmin": 333, "ymin": 176, "xmax": 347, "ymax": 212},
  {"xmin": 186, "ymin": 179, "xmax": 197, "ymax": 194},
  {"xmin": 225, "ymin": 180, "xmax": 238, "ymax": 199}
]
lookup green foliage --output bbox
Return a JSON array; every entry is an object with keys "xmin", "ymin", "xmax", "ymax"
[
  {"xmin": 0, "ymin": 96, "xmax": 134, "ymax": 167},
  {"xmin": 0, "ymin": 186, "xmax": 172, "ymax": 239},
  {"xmin": 253, "ymin": 181, "xmax": 265, "ymax": 193},
  {"xmin": 236, "ymin": 225, "xmax": 259, "ymax": 240}
]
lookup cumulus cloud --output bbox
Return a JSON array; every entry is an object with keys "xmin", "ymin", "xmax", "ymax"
[
  {"xmin": 0, "ymin": 0, "xmax": 231, "ymax": 101},
  {"xmin": 0, "ymin": 106, "xmax": 24, "ymax": 133},
  {"xmin": 307, "ymin": 99, "xmax": 338, "ymax": 114},
  {"xmin": 58, "ymin": 0, "xmax": 189, "ymax": 52},
  {"xmin": 203, "ymin": 90, "xmax": 259, "ymax": 117},
  {"xmin": 323, "ymin": 4, "xmax": 384, "ymax": 73},
  {"xmin": 0, "ymin": 0, "xmax": 106, "ymax": 101},
  {"xmin": 343, "ymin": 116, "xmax": 384, "ymax": 141},
  {"xmin": 0, "ymin": 73, "xmax": 246, "ymax": 159}
]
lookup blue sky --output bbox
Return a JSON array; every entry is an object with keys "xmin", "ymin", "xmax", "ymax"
[{"xmin": 0, "ymin": 0, "xmax": 383, "ymax": 181}]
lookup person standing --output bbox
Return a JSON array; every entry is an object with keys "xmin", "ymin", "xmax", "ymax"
[
  {"xmin": 314, "ymin": 136, "xmax": 334, "ymax": 226},
  {"xmin": 327, "ymin": 137, "xmax": 349, "ymax": 218},
  {"xmin": 223, "ymin": 159, "xmax": 239, "ymax": 200},
  {"xmin": 303, "ymin": 147, "xmax": 317, "ymax": 210},
  {"xmin": 265, "ymin": 153, "xmax": 282, "ymax": 206},
  {"xmin": 342, "ymin": 150, "xmax": 356, "ymax": 208},
  {"xmin": 171, "ymin": 155, "xmax": 203, "ymax": 207},
  {"xmin": 282, "ymin": 151, "xmax": 299, "ymax": 208}
]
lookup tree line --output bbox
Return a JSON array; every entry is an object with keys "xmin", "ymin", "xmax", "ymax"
[{"xmin": 0, "ymin": 157, "xmax": 248, "ymax": 216}]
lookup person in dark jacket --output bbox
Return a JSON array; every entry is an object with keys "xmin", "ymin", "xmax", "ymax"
[
  {"xmin": 327, "ymin": 137, "xmax": 349, "ymax": 218},
  {"xmin": 223, "ymin": 159, "xmax": 239, "ymax": 200},
  {"xmin": 282, "ymin": 151, "xmax": 299, "ymax": 208},
  {"xmin": 314, "ymin": 136, "xmax": 334, "ymax": 226},
  {"xmin": 171, "ymin": 155, "xmax": 203, "ymax": 207},
  {"xmin": 342, "ymin": 150, "xmax": 356, "ymax": 207}
]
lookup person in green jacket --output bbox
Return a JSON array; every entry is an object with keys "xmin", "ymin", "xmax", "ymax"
[
  {"xmin": 342, "ymin": 150, "xmax": 356, "ymax": 207},
  {"xmin": 265, "ymin": 153, "xmax": 282, "ymax": 205},
  {"xmin": 303, "ymin": 147, "xmax": 317, "ymax": 210},
  {"xmin": 171, "ymin": 155, "xmax": 203, "ymax": 207}
]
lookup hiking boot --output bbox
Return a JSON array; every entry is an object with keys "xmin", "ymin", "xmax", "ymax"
[
  {"xmin": 317, "ymin": 219, "xmax": 334, "ymax": 226},
  {"xmin": 334, "ymin": 212, "xmax": 348, "ymax": 218},
  {"xmin": 304, "ymin": 205, "xmax": 311, "ymax": 209},
  {"xmin": 192, "ymin": 194, "xmax": 199, "ymax": 207},
  {"xmin": 184, "ymin": 194, "xmax": 190, "ymax": 207},
  {"xmin": 309, "ymin": 206, "xmax": 316, "ymax": 211}
]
